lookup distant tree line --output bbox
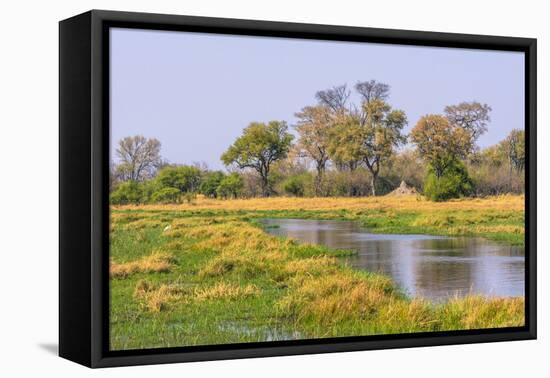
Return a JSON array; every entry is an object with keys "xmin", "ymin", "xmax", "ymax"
[{"xmin": 110, "ymin": 80, "xmax": 525, "ymax": 204}]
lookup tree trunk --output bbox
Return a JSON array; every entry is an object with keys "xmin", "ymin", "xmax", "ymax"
[
  {"xmin": 260, "ymin": 174, "xmax": 270, "ymax": 197},
  {"xmin": 315, "ymin": 165, "xmax": 325, "ymax": 196},
  {"xmin": 257, "ymin": 162, "xmax": 271, "ymax": 197},
  {"xmin": 365, "ymin": 158, "xmax": 379, "ymax": 197},
  {"xmin": 370, "ymin": 173, "xmax": 377, "ymax": 196}
]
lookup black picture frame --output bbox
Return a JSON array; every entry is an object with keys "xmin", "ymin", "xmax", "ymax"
[{"xmin": 59, "ymin": 9, "xmax": 537, "ymax": 368}]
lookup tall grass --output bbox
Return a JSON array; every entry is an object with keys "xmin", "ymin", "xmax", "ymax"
[
  {"xmin": 110, "ymin": 251, "xmax": 175, "ymax": 278},
  {"xmin": 113, "ymin": 193, "xmax": 524, "ymax": 212}
]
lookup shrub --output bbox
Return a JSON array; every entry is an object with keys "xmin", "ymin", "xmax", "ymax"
[
  {"xmin": 151, "ymin": 187, "xmax": 181, "ymax": 203},
  {"xmin": 282, "ymin": 174, "xmax": 309, "ymax": 197},
  {"xmin": 217, "ymin": 173, "xmax": 244, "ymax": 199},
  {"xmin": 200, "ymin": 171, "xmax": 225, "ymax": 198},
  {"xmin": 155, "ymin": 165, "xmax": 202, "ymax": 193},
  {"xmin": 110, "ymin": 181, "xmax": 144, "ymax": 205},
  {"xmin": 469, "ymin": 163, "xmax": 524, "ymax": 196},
  {"xmin": 323, "ymin": 169, "xmax": 372, "ymax": 197},
  {"xmin": 467, "ymin": 148, "xmax": 524, "ymax": 196},
  {"xmin": 424, "ymin": 159, "xmax": 474, "ymax": 201}
]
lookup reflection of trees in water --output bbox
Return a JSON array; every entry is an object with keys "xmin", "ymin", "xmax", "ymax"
[
  {"xmin": 347, "ymin": 240, "xmax": 393, "ymax": 273},
  {"xmin": 414, "ymin": 237, "xmax": 524, "ymax": 257},
  {"xmin": 413, "ymin": 261, "xmax": 474, "ymax": 299},
  {"xmin": 414, "ymin": 238, "xmax": 468, "ymax": 253},
  {"xmin": 264, "ymin": 219, "xmax": 525, "ymax": 300},
  {"xmin": 412, "ymin": 238, "xmax": 524, "ymax": 298}
]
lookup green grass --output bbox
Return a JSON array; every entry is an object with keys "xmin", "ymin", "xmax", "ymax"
[
  {"xmin": 249, "ymin": 207, "xmax": 524, "ymax": 246},
  {"xmin": 110, "ymin": 207, "xmax": 525, "ymax": 350},
  {"xmin": 114, "ymin": 202, "xmax": 524, "ymax": 246}
]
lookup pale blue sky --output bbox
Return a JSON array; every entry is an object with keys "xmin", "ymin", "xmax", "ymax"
[{"xmin": 110, "ymin": 28, "xmax": 525, "ymax": 170}]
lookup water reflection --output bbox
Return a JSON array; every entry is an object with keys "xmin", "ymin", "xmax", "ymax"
[{"xmin": 262, "ymin": 218, "xmax": 524, "ymax": 302}]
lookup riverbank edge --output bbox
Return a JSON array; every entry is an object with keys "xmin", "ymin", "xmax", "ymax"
[{"xmin": 113, "ymin": 207, "xmax": 525, "ymax": 246}]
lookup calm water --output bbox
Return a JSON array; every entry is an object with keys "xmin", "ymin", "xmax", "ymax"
[{"xmin": 262, "ymin": 218, "xmax": 525, "ymax": 302}]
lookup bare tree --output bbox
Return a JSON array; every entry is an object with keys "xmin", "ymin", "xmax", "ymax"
[
  {"xmin": 115, "ymin": 135, "xmax": 162, "ymax": 181},
  {"xmin": 315, "ymin": 84, "xmax": 350, "ymax": 113},
  {"xmin": 355, "ymin": 80, "xmax": 390, "ymax": 104},
  {"xmin": 444, "ymin": 101, "xmax": 491, "ymax": 142},
  {"xmin": 353, "ymin": 80, "xmax": 391, "ymax": 126}
]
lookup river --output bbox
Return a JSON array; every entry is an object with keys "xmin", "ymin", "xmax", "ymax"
[{"xmin": 261, "ymin": 218, "xmax": 524, "ymax": 302}]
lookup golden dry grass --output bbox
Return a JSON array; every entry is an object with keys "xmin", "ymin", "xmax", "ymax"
[
  {"xmin": 110, "ymin": 194, "xmax": 525, "ymax": 245},
  {"xmin": 277, "ymin": 270, "xmax": 524, "ymax": 331},
  {"xmin": 110, "ymin": 251, "xmax": 175, "ymax": 278},
  {"xmin": 277, "ymin": 271, "xmax": 399, "ymax": 324},
  {"xmin": 113, "ymin": 194, "xmax": 524, "ymax": 212},
  {"xmin": 194, "ymin": 282, "xmax": 260, "ymax": 301},
  {"xmin": 133, "ymin": 280, "xmax": 189, "ymax": 312},
  {"xmin": 133, "ymin": 279, "xmax": 260, "ymax": 312},
  {"xmin": 437, "ymin": 295, "xmax": 526, "ymax": 329}
]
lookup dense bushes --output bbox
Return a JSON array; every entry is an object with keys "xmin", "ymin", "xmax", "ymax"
[
  {"xmin": 200, "ymin": 171, "xmax": 225, "ymax": 198},
  {"xmin": 155, "ymin": 165, "xmax": 202, "ymax": 193},
  {"xmin": 423, "ymin": 160, "xmax": 473, "ymax": 202},
  {"xmin": 469, "ymin": 164, "xmax": 524, "ymax": 196},
  {"xmin": 216, "ymin": 173, "xmax": 244, "ymax": 199},
  {"xmin": 110, "ymin": 155, "xmax": 521, "ymax": 205},
  {"xmin": 323, "ymin": 169, "xmax": 372, "ymax": 197},
  {"xmin": 467, "ymin": 147, "xmax": 524, "ymax": 196},
  {"xmin": 282, "ymin": 174, "xmax": 311, "ymax": 197},
  {"xmin": 110, "ymin": 166, "xmax": 247, "ymax": 204},
  {"xmin": 110, "ymin": 181, "xmax": 145, "ymax": 205},
  {"xmin": 150, "ymin": 187, "xmax": 181, "ymax": 204}
]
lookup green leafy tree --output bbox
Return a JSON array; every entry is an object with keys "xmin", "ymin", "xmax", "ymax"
[
  {"xmin": 200, "ymin": 171, "xmax": 226, "ymax": 198},
  {"xmin": 221, "ymin": 121, "xmax": 294, "ymax": 197},
  {"xmin": 315, "ymin": 84, "xmax": 361, "ymax": 173},
  {"xmin": 155, "ymin": 165, "xmax": 202, "ymax": 193},
  {"xmin": 410, "ymin": 114, "xmax": 473, "ymax": 178},
  {"xmin": 327, "ymin": 115, "xmax": 363, "ymax": 172},
  {"xmin": 295, "ymin": 105, "xmax": 333, "ymax": 195},
  {"xmin": 321, "ymin": 80, "xmax": 405, "ymax": 196},
  {"xmin": 411, "ymin": 114, "xmax": 476, "ymax": 201},
  {"xmin": 216, "ymin": 173, "xmax": 244, "ymax": 199},
  {"xmin": 329, "ymin": 99, "xmax": 406, "ymax": 195},
  {"xmin": 357, "ymin": 99, "xmax": 407, "ymax": 195}
]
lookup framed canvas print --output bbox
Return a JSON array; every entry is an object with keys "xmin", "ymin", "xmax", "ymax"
[{"xmin": 59, "ymin": 10, "xmax": 536, "ymax": 368}]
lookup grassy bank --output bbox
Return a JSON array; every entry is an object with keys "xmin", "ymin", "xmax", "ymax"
[
  {"xmin": 110, "ymin": 195, "xmax": 525, "ymax": 350},
  {"xmin": 115, "ymin": 194, "xmax": 525, "ymax": 245}
]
